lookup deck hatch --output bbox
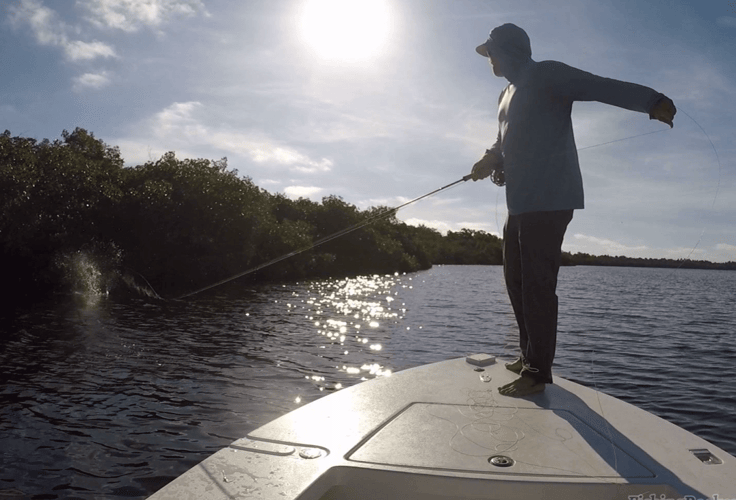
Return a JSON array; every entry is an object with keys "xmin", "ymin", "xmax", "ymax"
[
  {"xmin": 690, "ymin": 448, "xmax": 723, "ymax": 465},
  {"xmin": 348, "ymin": 402, "xmax": 654, "ymax": 478}
]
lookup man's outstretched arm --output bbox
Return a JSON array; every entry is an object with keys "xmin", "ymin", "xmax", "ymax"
[{"xmin": 545, "ymin": 61, "xmax": 677, "ymax": 128}]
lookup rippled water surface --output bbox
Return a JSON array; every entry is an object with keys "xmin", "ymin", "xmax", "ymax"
[{"xmin": 1, "ymin": 265, "xmax": 735, "ymax": 499}]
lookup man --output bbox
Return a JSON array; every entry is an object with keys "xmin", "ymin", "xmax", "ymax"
[{"xmin": 470, "ymin": 24, "xmax": 676, "ymax": 397}]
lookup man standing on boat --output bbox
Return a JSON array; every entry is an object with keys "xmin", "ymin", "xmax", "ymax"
[{"xmin": 470, "ymin": 23, "xmax": 676, "ymax": 397}]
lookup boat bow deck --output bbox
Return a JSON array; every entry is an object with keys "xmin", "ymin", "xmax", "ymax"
[{"xmin": 148, "ymin": 355, "xmax": 736, "ymax": 499}]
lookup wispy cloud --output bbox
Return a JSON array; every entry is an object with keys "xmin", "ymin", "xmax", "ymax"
[
  {"xmin": 562, "ymin": 233, "xmax": 734, "ymax": 262},
  {"xmin": 716, "ymin": 243, "xmax": 736, "ymax": 252},
  {"xmin": 79, "ymin": 0, "xmax": 209, "ymax": 32},
  {"xmin": 7, "ymin": 0, "xmax": 64, "ymax": 45},
  {"xmin": 65, "ymin": 40, "xmax": 117, "ymax": 61},
  {"xmin": 118, "ymin": 101, "xmax": 334, "ymax": 174},
  {"xmin": 662, "ymin": 246, "xmax": 707, "ymax": 259},
  {"xmin": 72, "ymin": 71, "xmax": 112, "ymax": 91},
  {"xmin": 362, "ymin": 196, "xmax": 409, "ymax": 208},
  {"xmin": 284, "ymin": 186, "xmax": 322, "ymax": 200},
  {"xmin": 8, "ymin": 0, "xmax": 117, "ymax": 61},
  {"xmin": 402, "ymin": 217, "xmax": 454, "ymax": 234},
  {"xmin": 570, "ymin": 234, "xmax": 649, "ymax": 256},
  {"xmin": 713, "ymin": 243, "xmax": 736, "ymax": 262}
]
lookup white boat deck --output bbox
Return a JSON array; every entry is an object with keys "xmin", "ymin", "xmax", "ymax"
[{"xmin": 148, "ymin": 355, "xmax": 736, "ymax": 499}]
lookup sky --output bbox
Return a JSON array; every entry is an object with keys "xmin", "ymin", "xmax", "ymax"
[{"xmin": 2, "ymin": 0, "xmax": 735, "ymax": 262}]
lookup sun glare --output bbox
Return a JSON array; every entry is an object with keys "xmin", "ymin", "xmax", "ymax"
[{"xmin": 300, "ymin": 0, "xmax": 393, "ymax": 62}]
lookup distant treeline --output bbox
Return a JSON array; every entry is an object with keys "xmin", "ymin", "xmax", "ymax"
[
  {"xmin": 0, "ymin": 128, "xmax": 504, "ymax": 301},
  {"xmin": 562, "ymin": 253, "xmax": 736, "ymax": 271},
  {"xmin": 2, "ymin": 129, "xmax": 732, "ymax": 303}
]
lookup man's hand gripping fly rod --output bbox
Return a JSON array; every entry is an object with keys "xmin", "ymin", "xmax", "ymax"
[{"xmin": 469, "ymin": 149, "xmax": 505, "ymax": 186}]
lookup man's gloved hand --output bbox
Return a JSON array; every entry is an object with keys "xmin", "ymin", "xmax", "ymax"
[
  {"xmin": 650, "ymin": 96, "xmax": 676, "ymax": 128},
  {"xmin": 471, "ymin": 150, "xmax": 504, "ymax": 185}
]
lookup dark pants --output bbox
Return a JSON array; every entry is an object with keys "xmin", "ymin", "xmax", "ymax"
[{"xmin": 503, "ymin": 210, "xmax": 573, "ymax": 384}]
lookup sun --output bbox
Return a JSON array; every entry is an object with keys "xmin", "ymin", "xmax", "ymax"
[{"xmin": 299, "ymin": 0, "xmax": 393, "ymax": 62}]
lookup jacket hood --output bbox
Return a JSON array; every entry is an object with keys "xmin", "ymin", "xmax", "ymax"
[{"xmin": 476, "ymin": 23, "xmax": 532, "ymax": 63}]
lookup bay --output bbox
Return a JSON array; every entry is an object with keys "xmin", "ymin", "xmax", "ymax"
[{"xmin": 1, "ymin": 265, "xmax": 734, "ymax": 499}]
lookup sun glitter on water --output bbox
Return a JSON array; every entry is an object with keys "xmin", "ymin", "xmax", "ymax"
[{"xmin": 301, "ymin": 274, "xmax": 400, "ymax": 389}]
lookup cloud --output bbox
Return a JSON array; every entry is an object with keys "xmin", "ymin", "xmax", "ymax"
[
  {"xmin": 7, "ymin": 0, "xmax": 65, "ymax": 45},
  {"xmin": 80, "ymin": 0, "xmax": 209, "ymax": 32},
  {"xmin": 570, "ymin": 234, "xmax": 649, "ymax": 255},
  {"xmin": 563, "ymin": 233, "xmax": 722, "ymax": 261},
  {"xmin": 361, "ymin": 196, "xmax": 409, "ymax": 208},
  {"xmin": 713, "ymin": 243, "xmax": 736, "ymax": 262},
  {"xmin": 8, "ymin": 0, "xmax": 117, "ymax": 61},
  {"xmin": 153, "ymin": 101, "xmax": 207, "ymax": 136},
  {"xmin": 258, "ymin": 179, "xmax": 281, "ymax": 186},
  {"xmin": 65, "ymin": 40, "xmax": 117, "ymax": 61},
  {"xmin": 284, "ymin": 186, "xmax": 322, "ymax": 199},
  {"xmin": 715, "ymin": 243, "xmax": 736, "ymax": 252},
  {"xmin": 154, "ymin": 102, "xmax": 333, "ymax": 173},
  {"xmin": 662, "ymin": 246, "xmax": 707, "ymax": 260},
  {"xmin": 118, "ymin": 101, "xmax": 334, "ymax": 173},
  {"xmin": 402, "ymin": 218, "xmax": 453, "ymax": 234},
  {"xmin": 246, "ymin": 141, "xmax": 333, "ymax": 173},
  {"xmin": 454, "ymin": 221, "xmax": 500, "ymax": 237},
  {"xmin": 73, "ymin": 71, "xmax": 112, "ymax": 91},
  {"xmin": 149, "ymin": 102, "xmax": 333, "ymax": 172}
]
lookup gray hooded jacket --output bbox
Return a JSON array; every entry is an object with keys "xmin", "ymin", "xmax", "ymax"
[{"xmin": 485, "ymin": 25, "xmax": 665, "ymax": 215}]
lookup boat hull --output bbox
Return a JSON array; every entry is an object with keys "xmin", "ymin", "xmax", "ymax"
[{"xmin": 148, "ymin": 355, "xmax": 736, "ymax": 499}]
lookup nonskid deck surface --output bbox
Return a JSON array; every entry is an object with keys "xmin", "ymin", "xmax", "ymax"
[{"xmin": 147, "ymin": 355, "xmax": 736, "ymax": 500}]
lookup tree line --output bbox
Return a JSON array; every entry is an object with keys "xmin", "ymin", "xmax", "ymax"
[
  {"xmin": 563, "ymin": 252, "xmax": 736, "ymax": 270},
  {"xmin": 2, "ymin": 129, "xmax": 732, "ymax": 304},
  {"xmin": 0, "ymin": 129, "xmax": 505, "ymax": 302}
]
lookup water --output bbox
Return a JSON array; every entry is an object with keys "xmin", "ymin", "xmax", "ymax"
[{"xmin": 1, "ymin": 265, "xmax": 734, "ymax": 499}]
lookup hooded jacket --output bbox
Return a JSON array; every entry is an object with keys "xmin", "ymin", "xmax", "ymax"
[{"xmin": 486, "ymin": 25, "xmax": 665, "ymax": 215}]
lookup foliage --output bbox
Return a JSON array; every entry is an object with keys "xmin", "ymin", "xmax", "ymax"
[
  {"xmin": 114, "ymin": 152, "xmax": 273, "ymax": 292},
  {"xmin": 0, "ymin": 129, "xmax": 506, "ymax": 300},
  {"xmin": 436, "ymin": 229, "xmax": 502, "ymax": 265},
  {"xmin": 0, "ymin": 129, "xmax": 124, "ymax": 299},
  {"xmin": 4, "ymin": 128, "xmax": 730, "ymax": 303},
  {"xmin": 563, "ymin": 252, "xmax": 736, "ymax": 270}
]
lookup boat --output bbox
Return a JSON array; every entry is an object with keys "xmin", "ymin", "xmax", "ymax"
[{"xmin": 147, "ymin": 354, "xmax": 736, "ymax": 499}]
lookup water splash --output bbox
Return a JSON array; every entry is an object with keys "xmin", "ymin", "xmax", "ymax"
[
  {"xmin": 56, "ymin": 251, "xmax": 108, "ymax": 297},
  {"xmin": 54, "ymin": 245, "xmax": 128, "ymax": 307}
]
